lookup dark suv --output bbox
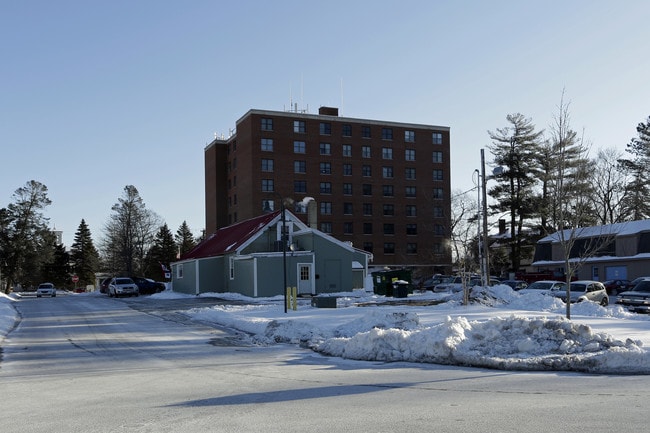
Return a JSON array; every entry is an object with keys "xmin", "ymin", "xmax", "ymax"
[
  {"xmin": 131, "ymin": 277, "xmax": 165, "ymax": 295},
  {"xmin": 616, "ymin": 278, "xmax": 650, "ymax": 313}
]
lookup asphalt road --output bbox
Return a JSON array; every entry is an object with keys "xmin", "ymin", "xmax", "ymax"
[{"xmin": 1, "ymin": 294, "xmax": 649, "ymax": 433}]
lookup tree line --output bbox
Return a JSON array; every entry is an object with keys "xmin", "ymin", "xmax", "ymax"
[
  {"xmin": 0, "ymin": 183, "xmax": 200, "ymax": 293},
  {"xmin": 459, "ymin": 95, "xmax": 650, "ymax": 276}
]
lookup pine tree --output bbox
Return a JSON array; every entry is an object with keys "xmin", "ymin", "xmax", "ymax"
[
  {"xmin": 176, "ymin": 221, "xmax": 196, "ymax": 258},
  {"xmin": 145, "ymin": 224, "xmax": 177, "ymax": 280},
  {"xmin": 42, "ymin": 242, "xmax": 70, "ymax": 288},
  {"xmin": 619, "ymin": 115, "xmax": 650, "ymax": 220},
  {"xmin": 69, "ymin": 219, "xmax": 100, "ymax": 287},
  {"xmin": 488, "ymin": 113, "xmax": 544, "ymax": 272}
]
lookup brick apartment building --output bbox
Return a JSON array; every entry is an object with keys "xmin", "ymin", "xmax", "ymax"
[{"xmin": 204, "ymin": 106, "xmax": 452, "ymax": 271}]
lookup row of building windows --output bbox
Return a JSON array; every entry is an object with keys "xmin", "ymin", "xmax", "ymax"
[
  {"xmin": 261, "ymin": 139, "xmax": 444, "ymax": 162},
  {"xmin": 262, "ymin": 159, "xmax": 445, "ymax": 181},
  {"xmin": 260, "ymin": 117, "xmax": 444, "ymax": 144},
  {"xmin": 357, "ymin": 241, "xmax": 445, "ymax": 255},
  {"xmin": 261, "ymin": 180, "xmax": 444, "ymax": 199},
  {"xmin": 316, "ymin": 221, "xmax": 445, "ymax": 237},
  {"xmin": 261, "ymin": 199, "xmax": 446, "ymax": 218}
]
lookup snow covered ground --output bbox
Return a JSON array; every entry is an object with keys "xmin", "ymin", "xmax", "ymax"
[{"xmin": 2, "ymin": 285, "xmax": 650, "ymax": 374}]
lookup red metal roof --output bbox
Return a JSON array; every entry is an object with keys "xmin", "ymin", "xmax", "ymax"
[{"xmin": 180, "ymin": 211, "xmax": 280, "ymax": 260}]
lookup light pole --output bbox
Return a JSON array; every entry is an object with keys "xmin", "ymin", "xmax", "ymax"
[
  {"xmin": 279, "ymin": 196, "xmax": 288, "ymax": 314},
  {"xmin": 481, "ymin": 149, "xmax": 491, "ymax": 286}
]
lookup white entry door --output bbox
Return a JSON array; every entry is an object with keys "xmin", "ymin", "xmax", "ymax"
[{"xmin": 298, "ymin": 264, "xmax": 314, "ymax": 295}]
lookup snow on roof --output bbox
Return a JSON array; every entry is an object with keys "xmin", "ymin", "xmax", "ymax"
[{"xmin": 538, "ymin": 219, "xmax": 650, "ymax": 243}]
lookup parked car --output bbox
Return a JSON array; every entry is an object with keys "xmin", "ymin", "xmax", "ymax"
[
  {"xmin": 616, "ymin": 278, "xmax": 650, "ymax": 313},
  {"xmin": 603, "ymin": 279, "xmax": 633, "ymax": 296},
  {"xmin": 99, "ymin": 278, "xmax": 111, "ymax": 294},
  {"xmin": 553, "ymin": 280, "xmax": 609, "ymax": 306},
  {"xmin": 419, "ymin": 275, "xmax": 446, "ymax": 291},
  {"xmin": 500, "ymin": 280, "xmax": 528, "ymax": 291},
  {"xmin": 108, "ymin": 277, "xmax": 139, "ymax": 298},
  {"xmin": 36, "ymin": 282, "xmax": 56, "ymax": 297},
  {"xmin": 518, "ymin": 280, "xmax": 565, "ymax": 295},
  {"xmin": 131, "ymin": 277, "xmax": 165, "ymax": 295},
  {"xmin": 433, "ymin": 276, "xmax": 481, "ymax": 293}
]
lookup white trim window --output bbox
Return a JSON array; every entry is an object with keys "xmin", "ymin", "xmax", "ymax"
[
  {"xmin": 230, "ymin": 257, "xmax": 235, "ymax": 280},
  {"xmin": 176, "ymin": 264, "xmax": 184, "ymax": 279}
]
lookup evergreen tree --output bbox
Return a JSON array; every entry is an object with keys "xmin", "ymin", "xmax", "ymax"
[
  {"xmin": 619, "ymin": 115, "xmax": 650, "ymax": 220},
  {"xmin": 145, "ymin": 224, "xmax": 177, "ymax": 280},
  {"xmin": 69, "ymin": 219, "xmax": 100, "ymax": 287},
  {"xmin": 176, "ymin": 221, "xmax": 196, "ymax": 257},
  {"xmin": 487, "ymin": 113, "xmax": 544, "ymax": 272},
  {"xmin": 1, "ymin": 181, "xmax": 54, "ymax": 289},
  {"xmin": 42, "ymin": 242, "xmax": 70, "ymax": 288}
]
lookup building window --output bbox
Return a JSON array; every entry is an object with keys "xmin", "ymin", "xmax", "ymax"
[
  {"xmin": 382, "ymin": 147, "xmax": 393, "ymax": 160},
  {"xmin": 343, "ymin": 183, "xmax": 352, "ymax": 195},
  {"xmin": 433, "ymin": 243, "xmax": 443, "ymax": 254},
  {"xmin": 362, "ymin": 145, "xmax": 371, "ymax": 158},
  {"xmin": 262, "ymin": 199, "xmax": 275, "ymax": 212},
  {"xmin": 262, "ymin": 179, "xmax": 274, "ymax": 192},
  {"xmin": 362, "ymin": 184, "xmax": 372, "ymax": 196},
  {"xmin": 261, "ymin": 118, "xmax": 273, "ymax": 131},
  {"xmin": 343, "ymin": 222, "xmax": 353, "ymax": 234},
  {"xmin": 363, "ymin": 203, "xmax": 372, "ymax": 216},
  {"xmin": 343, "ymin": 163, "xmax": 352, "ymax": 176},
  {"xmin": 433, "ymin": 188, "xmax": 444, "ymax": 200},
  {"xmin": 362, "ymin": 165, "xmax": 372, "ymax": 177},
  {"xmin": 319, "ymin": 143, "xmax": 331, "ymax": 155},
  {"xmin": 342, "ymin": 144, "xmax": 352, "ymax": 157},
  {"xmin": 294, "ymin": 140, "xmax": 306, "ymax": 153},
  {"xmin": 382, "ymin": 166, "xmax": 394, "ymax": 178},
  {"xmin": 362, "ymin": 126, "xmax": 371, "ymax": 138},
  {"xmin": 294, "ymin": 120, "xmax": 306, "ymax": 133},
  {"xmin": 383, "ymin": 204, "xmax": 394, "ymax": 216},
  {"xmin": 432, "ymin": 132, "xmax": 443, "ymax": 144},
  {"xmin": 381, "ymin": 128, "xmax": 393, "ymax": 140},
  {"xmin": 343, "ymin": 202, "xmax": 353, "ymax": 215},
  {"xmin": 383, "ymin": 185, "xmax": 394, "ymax": 197},
  {"xmin": 434, "ymin": 224, "xmax": 445, "ymax": 235},
  {"xmin": 342, "ymin": 124, "xmax": 352, "ymax": 137},
  {"xmin": 176, "ymin": 264, "xmax": 183, "ymax": 279},
  {"xmin": 320, "ymin": 122, "xmax": 331, "ymax": 135},
  {"xmin": 261, "ymin": 159, "xmax": 274, "ymax": 172},
  {"xmin": 363, "ymin": 242, "xmax": 373, "ymax": 253},
  {"xmin": 406, "ymin": 205, "xmax": 417, "ymax": 217},
  {"xmin": 294, "ymin": 180, "xmax": 306, "ymax": 193},
  {"xmin": 405, "ymin": 130, "xmax": 415, "ymax": 142},
  {"xmin": 294, "ymin": 160, "xmax": 306, "ymax": 174},
  {"xmin": 320, "ymin": 162, "xmax": 332, "ymax": 175},
  {"xmin": 406, "ymin": 243, "xmax": 417, "ymax": 254},
  {"xmin": 405, "ymin": 167, "xmax": 416, "ymax": 180},
  {"xmin": 261, "ymin": 138, "xmax": 273, "ymax": 152},
  {"xmin": 405, "ymin": 149, "xmax": 416, "ymax": 161},
  {"xmin": 406, "ymin": 224, "xmax": 417, "ymax": 235},
  {"xmin": 405, "ymin": 186, "xmax": 417, "ymax": 198},
  {"xmin": 433, "ymin": 169, "xmax": 443, "ymax": 181},
  {"xmin": 320, "ymin": 222, "xmax": 332, "ymax": 233},
  {"xmin": 384, "ymin": 243, "xmax": 395, "ymax": 254},
  {"xmin": 320, "ymin": 182, "xmax": 332, "ymax": 194},
  {"xmin": 433, "ymin": 151, "xmax": 443, "ymax": 163},
  {"xmin": 363, "ymin": 223, "xmax": 373, "ymax": 234},
  {"xmin": 433, "ymin": 206, "xmax": 444, "ymax": 217},
  {"xmin": 320, "ymin": 202, "xmax": 332, "ymax": 215}
]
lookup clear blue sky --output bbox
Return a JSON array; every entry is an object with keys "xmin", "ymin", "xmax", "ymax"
[{"xmin": 2, "ymin": 0, "xmax": 649, "ymax": 246}]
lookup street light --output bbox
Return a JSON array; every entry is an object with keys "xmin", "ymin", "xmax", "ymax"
[{"xmin": 481, "ymin": 149, "xmax": 491, "ymax": 286}]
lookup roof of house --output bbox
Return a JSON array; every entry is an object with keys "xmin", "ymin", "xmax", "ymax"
[
  {"xmin": 180, "ymin": 211, "xmax": 281, "ymax": 260},
  {"xmin": 537, "ymin": 219, "xmax": 650, "ymax": 243}
]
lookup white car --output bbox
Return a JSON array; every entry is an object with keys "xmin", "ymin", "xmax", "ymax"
[
  {"xmin": 36, "ymin": 282, "xmax": 56, "ymax": 297},
  {"xmin": 518, "ymin": 280, "xmax": 566, "ymax": 295},
  {"xmin": 553, "ymin": 280, "xmax": 609, "ymax": 306},
  {"xmin": 108, "ymin": 277, "xmax": 139, "ymax": 298}
]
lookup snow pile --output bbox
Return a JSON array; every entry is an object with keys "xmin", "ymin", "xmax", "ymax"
[
  {"xmin": 0, "ymin": 292, "xmax": 18, "ymax": 338},
  {"xmin": 170, "ymin": 285, "xmax": 650, "ymax": 374}
]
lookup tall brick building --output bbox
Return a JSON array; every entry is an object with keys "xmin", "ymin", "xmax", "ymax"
[{"xmin": 205, "ymin": 107, "xmax": 452, "ymax": 271}]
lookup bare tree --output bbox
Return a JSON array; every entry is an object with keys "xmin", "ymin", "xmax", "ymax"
[
  {"xmin": 101, "ymin": 185, "xmax": 162, "ymax": 276},
  {"xmin": 590, "ymin": 147, "xmax": 629, "ymax": 225},
  {"xmin": 450, "ymin": 188, "xmax": 479, "ymax": 304}
]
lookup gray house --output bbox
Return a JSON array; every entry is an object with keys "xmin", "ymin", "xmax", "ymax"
[
  {"xmin": 171, "ymin": 210, "xmax": 372, "ymax": 297},
  {"xmin": 531, "ymin": 219, "xmax": 650, "ymax": 281}
]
